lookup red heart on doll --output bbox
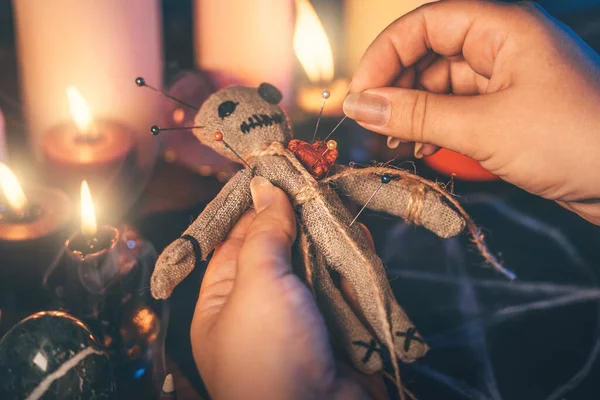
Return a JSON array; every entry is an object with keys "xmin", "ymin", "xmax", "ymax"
[{"xmin": 287, "ymin": 139, "xmax": 339, "ymax": 180}]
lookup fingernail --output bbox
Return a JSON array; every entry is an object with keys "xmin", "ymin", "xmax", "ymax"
[
  {"xmin": 414, "ymin": 142, "xmax": 424, "ymax": 159},
  {"xmin": 343, "ymin": 93, "xmax": 390, "ymax": 126},
  {"xmin": 387, "ymin": 137, "xmax": 401, "ymax": 149},
  {"xmin": 250, "ymin": 176, "xmax": 274, "ymax": 213}
]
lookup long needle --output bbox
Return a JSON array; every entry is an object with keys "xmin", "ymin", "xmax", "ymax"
[
  {"xmin": 136, "ymin": 77, "xmax": 199, "ymax": 111},
  {"xmin": 349, "ymin": 174, "xmax": 391, "ymax": 227},
  {"xmin": 150, "ymin": 125, "xmax": 204, "ymax": 135},
  {"xmin": 323, "ymin": 116, "xmax": 347, "ymax": 142},
  {"xmin": 312, "ymin": 90, "xmax": 330, "ymax": 143},
  {"xmin": 213, "ymin": 132, "xmax": 253, "ymax": 171}
]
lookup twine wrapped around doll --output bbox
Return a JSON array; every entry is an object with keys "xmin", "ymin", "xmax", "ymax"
[{"xmin": 321, "ymin": 165, "xmax": 514, "ymax": 279}]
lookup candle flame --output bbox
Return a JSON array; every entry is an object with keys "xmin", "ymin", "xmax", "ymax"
[
  {"xmin": 67, "ymin": 86, "xmax": 94, "ymax": 136},
  {"xmin": 0, "ymin": 162, "xmax": 28, "ymax": 216},
  {"xmin": 293, "ymin": 0, "xmax": 334, "ymax": 83},
  {"xmin": 80, "ymin": 180, "xmax": 97, "ymax": 236}
]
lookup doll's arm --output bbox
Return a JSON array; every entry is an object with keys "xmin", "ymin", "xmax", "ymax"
[
  {"xmin": 326, "ymin": 166, "xmax": 464, "ymax": 238},
  {"xmin": 150, "ymin": 170, "xmax": 252, "ymax": 299}
]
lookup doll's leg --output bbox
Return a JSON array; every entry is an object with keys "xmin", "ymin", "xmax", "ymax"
[
  {"xmin": 312, "ymin": 251, "xmax": 386, "ymax": 374},
  {"xmin": 302, "ymin": 195, "xmax": 428, "ymax": 364},
  {"xmin": 342, "ymin": 249, "xmax": 429, "ymax": 364},
  {"xmin": 150, "ymin": 171, "xmax": 252, "ymax": 299}
]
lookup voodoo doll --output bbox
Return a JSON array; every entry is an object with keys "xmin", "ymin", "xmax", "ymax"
[{"xmin": 149, "ymin": 82, "xmax": 505, "ymax": 384}]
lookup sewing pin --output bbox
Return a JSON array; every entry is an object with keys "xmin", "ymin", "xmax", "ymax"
[
  {"xmin": 135, "ymin": 77, "xmax": 199, "ymax": 111},
  {"xmin": 349, "ymin": 174, "xmax": 392, "ymax": 227},
  {"xmin": 311, "ymin": 140, "xmax": 337, "ymax": 168},
  {"xmin": 149, "ymin": 125, "xmax": 204, "ymax": 135},
  {"xmin": 323, "ymin": 115, "xmax": 347, "ymax": 142},
  {"xmin": 312, "ymin": 90, "xmax": 330, "ymax": 143},
  {"xmin": 213, "ymin": 131, "xmax": 253, "ymax": 171}
]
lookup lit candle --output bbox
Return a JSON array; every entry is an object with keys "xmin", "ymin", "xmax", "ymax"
[
  {"xmin": 66, "ymin": 180, "xmax": 119, "ymax": 264},
  {"xmin": 0, "ymin": 163, "xmax": 71, "ymax": 243},
  {"xmin": 294, "ymin": 0, "xmax": 349, "ymax": 117},
  {"xmin": 0, "ymin": 163, "xmax": 72, "ymax": 296},
  {"xmin": 42, "ymin": 87, "xmax": 137, "ymax": 197},
  {"xmin": 194, "ymin": 0, "xmax": 295, "ymax": 109},
  {"xmin": 47, "ymin": 181, "xmax": 167, "ymax": 394},
  {"xmin": 12, "ymin": 0, "xmax": 163, "ymax": 161}
]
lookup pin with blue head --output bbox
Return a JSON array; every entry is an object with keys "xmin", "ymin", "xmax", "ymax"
[{"xmin": 349, "ymin": 174, "xmax": 392, "ymax": 227}]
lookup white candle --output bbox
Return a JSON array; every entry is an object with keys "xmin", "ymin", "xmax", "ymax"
[
  {"xmin": 13, "ymin": 0, "xmax": 163, "ymax": 164},
  {"xmin": 193, "ymin": 0, "xmax": 295, "ymax": 109},
  {"xmin": 344, "ymin": 0, "xmax": 436, "ymax": 75}
]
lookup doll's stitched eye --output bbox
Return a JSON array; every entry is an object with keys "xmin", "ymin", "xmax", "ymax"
[{"xmin": 218, "ymin": 101, "xmax": 239, "ymax": 119}]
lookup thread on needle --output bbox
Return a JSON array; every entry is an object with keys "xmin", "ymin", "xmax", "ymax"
[
  {"xmin": 213, "ymin": 131, "xmax": 253, "ymax": 171},
  {"xmin": 135, "ymin": 77, "xmax": 199, "ymax": 111},
  {"xmin": 312, "ymin": 90, "xmax": 330, "ymax": 143},
  {"xmin": 349, "ymin": 174, "xmax": 391, "ymax": 227},
  {"xmin": 323, "ymin": 115, "xmax": 347, "ymax": 142}
]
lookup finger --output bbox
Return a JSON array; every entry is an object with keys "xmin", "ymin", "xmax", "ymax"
[
  {"xmin": 338, "ymin": 362, "xmax": 388, "ymax": 400},
  {"xmin": 414, "ymin": 143, "xmax": 439, "ymax": 159},
  {"xmin": 236, "ymin": 176, "xmax": 297, "ymax": 283},
  {"xmin": 359, "ymin": 223, "xmax": 375, "ymax": 252},
  {"xmin": 194, "ymin": 210, "xmax": 257, "ymax": 322},
  {"xmin": 349, "ymin": 0, "xmax": 515, "ymax": 94},
  {"xmin": 344, "ymin": 86, "xmax": 498, "ymax": 158},
  {"xmin": 417, "ymin": 57, "xmax": 487, "ymax": 95}
]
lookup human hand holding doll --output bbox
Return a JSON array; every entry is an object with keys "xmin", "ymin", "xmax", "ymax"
[{"xmin": 188, "ymin": 1, "xmax": 600, "ymax": 399}]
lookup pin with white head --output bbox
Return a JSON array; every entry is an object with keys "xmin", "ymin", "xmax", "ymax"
[
  {"xmin": 311, "ymin": 139, "xmax": 338, "ymax": 168},
  {"xmin": 312, "ymin": 89, "xmax": 330, "ymax": 143}
]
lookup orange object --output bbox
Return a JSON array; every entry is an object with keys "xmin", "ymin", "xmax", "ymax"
[
  {"xmin": 288, "ymin": 139, "xmax": 338, "ymax": 179},
  {"xmin": 423, "ymin": 149, "xmax": 498, "ymax": 181}
]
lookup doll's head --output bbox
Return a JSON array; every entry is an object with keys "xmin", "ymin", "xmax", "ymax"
[{"xmin": 193, "ymin": 83, "xmax": 292, "ymax": 162}]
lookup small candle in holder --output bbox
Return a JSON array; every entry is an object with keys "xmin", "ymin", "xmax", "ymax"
[
  {"xmin": 0, "ymin": 163, "xmax": 72, "ymax": 299},
  {"xmin": 45, "ymin": 180, "xmax": 167, "ymax": 395},
  {"xmin": 42, "ymin": 87, "xmax": 137, "ymax": 194},
  {"xmin": 58, "ymin": 181, "xmax": 120, "ymax": 316},
  {"xmin": 294, "ymin": 0, "xmax": 349, "ymax": 117}
]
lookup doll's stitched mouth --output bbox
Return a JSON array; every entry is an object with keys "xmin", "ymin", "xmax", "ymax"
[{"xmin": 240, "ymin": 113, "xmax": 284, "ymax": 134}]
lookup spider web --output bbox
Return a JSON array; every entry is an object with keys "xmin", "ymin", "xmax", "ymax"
[{"xmin": 379, "ymin": 193, "xmax": 600, "ymax": 400}]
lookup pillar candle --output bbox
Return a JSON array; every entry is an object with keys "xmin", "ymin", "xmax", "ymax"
[
  {"xmin": 344, "ymin": 0, "xmax": 435, "ymax": 75},
  {"xmin": 13, "ymin": 0, "xmax": 163, "ymax": 164},
  {"xmin": 193, "ymin": 0, "xmax": 295, "ymax": 109}
]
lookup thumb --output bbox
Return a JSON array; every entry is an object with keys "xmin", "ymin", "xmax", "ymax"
[
  {"xmin": 236, "ymin": 176, "xmax": 297, "ymax": 283},
  {"xmin": 343, "ymin": 87, "xmax": 495, "ymax": 159}
]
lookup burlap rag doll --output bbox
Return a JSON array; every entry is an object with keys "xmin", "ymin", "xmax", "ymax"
[{"xmin": 150, "ymin": 83, "xmax": 510, "ymax": 389}]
